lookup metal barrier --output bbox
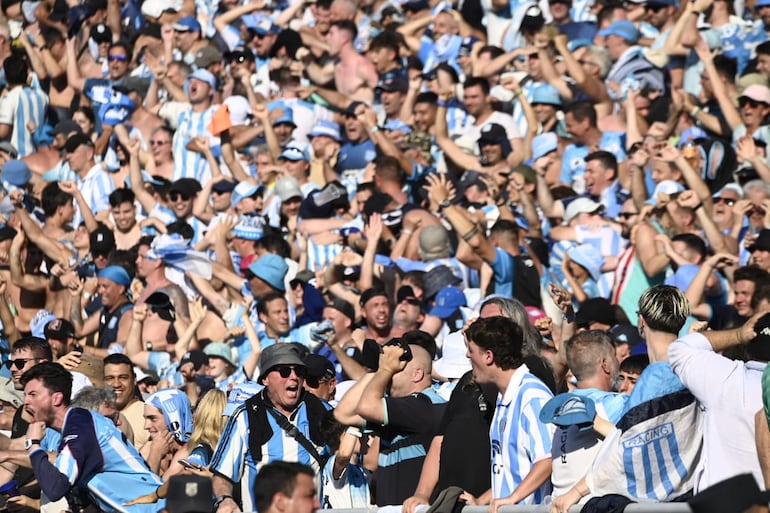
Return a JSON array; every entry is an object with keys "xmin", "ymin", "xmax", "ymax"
[{"xmin": 326, "ymin": 505, "xmax": 692, "ymax": 513}]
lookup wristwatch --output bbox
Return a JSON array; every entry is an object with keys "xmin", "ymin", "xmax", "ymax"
[
  {"xmin": 437, "ymin": 199, "xmax": 451, "ymax": 212},
  {"xmin": 214, "ymin": 495, "xmax": 234, "ymax": 510},
  {"xmin": 24, "ymin": 439, "xmax": 41, "ymax": 450}
]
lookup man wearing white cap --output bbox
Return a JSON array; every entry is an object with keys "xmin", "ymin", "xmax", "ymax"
[{"xmin": 155, "ymin": 68, "xmax": 219, "ymax": 183}]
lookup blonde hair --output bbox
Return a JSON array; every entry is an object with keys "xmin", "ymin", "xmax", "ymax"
[{"xmin": 187, "ymin": 389, "xmax": 227, "ymax": 452}]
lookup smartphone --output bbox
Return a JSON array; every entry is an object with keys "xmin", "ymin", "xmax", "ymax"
[
  {"xmin": 73, "ymin": 344, "xmax": 83, "ymax": 355},
  {"xmin": 179, "ymin": 459, "xmax": 204, "ymax": 471}
]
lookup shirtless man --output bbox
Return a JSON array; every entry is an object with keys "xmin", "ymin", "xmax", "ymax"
[
  {"xmin": 314, "ymin": 20, "xmax": 377, "ymax": 106},
  {"xmin": 134, "ymin": 237, "xmax": 191, "ymax": 346},
  {"xmin": 109, "ymin": 189, "xmax": 142, "ymax": 250},
  {"xmin": 114, "ymin": 77, "xmax": 164, "ymax": 145}
]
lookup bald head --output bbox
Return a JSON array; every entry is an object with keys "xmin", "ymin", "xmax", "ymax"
[{"xmin": 390, "ymin": 344, "xmax": 433, "ymax": 397}]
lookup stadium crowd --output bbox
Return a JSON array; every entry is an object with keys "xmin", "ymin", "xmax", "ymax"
[{"xmin": 0, "ymin": 0, "xmax": 769, "ymax": 511}]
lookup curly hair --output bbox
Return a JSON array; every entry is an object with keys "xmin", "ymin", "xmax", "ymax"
[{"xmin": 465, "ymin": 316, "xmax": 524, "ymax": 370}]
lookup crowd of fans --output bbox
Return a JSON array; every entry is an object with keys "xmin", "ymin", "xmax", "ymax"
[{"xmin": 0, "ymin": 0, "xmax": 769, "ymax": 510}]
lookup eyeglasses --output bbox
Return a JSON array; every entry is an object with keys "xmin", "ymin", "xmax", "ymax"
[
  {"xmin": 108, "ymin": 54, "xmax": 127, "ymax": 62},
  {"xmin": 5, "ymin": 357, "xmax": 42, "ymax": 370},
  {"xmin": 168, "ymin": 192, "xmax": 191, "ymax": 202},
  {"xmin": 618, "ymin": 212, "xmax": 638, "ymax": 219},
  {"xmin": 713, "ymin": 197, "xmax": 736, "ymax": 206},
  {"xmin": 274, "ymin": 365, "xmax": 306, "ymax": 379},
  {"xmin": 150, "ymin": 140, "xmax": 169, "ymax": 146},
  {"xmin": 740, "ymin": 98, "xmax": 766, "ymax": 109}
]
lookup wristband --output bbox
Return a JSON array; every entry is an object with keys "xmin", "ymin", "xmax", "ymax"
[
  {"xmin": 345, "ymin": 427, "xmax": 362, "ymax": 438},
  {"xmin": 462, "ymin": 226, "xmax": 479, "ymax": 242},
  {"xmin": 690, "ymin": 106, "xmax": 701, "ymax": 117},
  {"xmin": 693, "ymin": 203, "xmax": 703, "ymax": 211},
  {"xmin": 401, "ymin": 229, "xmax": 413, "ymax": 236},
  {"xmin": 437, "ymin": 99, "xmax": 448, "ymax": 108},
  {"xmin": 370, "ymin": 125, "xmax": 380, "ymax": 133}
]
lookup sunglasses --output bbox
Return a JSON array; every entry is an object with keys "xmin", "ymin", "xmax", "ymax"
[
  {"xmin": 400, "ymin": 297, "xmax": 421, "ymax": 306},
  {"xmin": 274, "ymin": 365, "xmax": 306, "ymax": 379},
  {"xmin": 108, "ymin": 54, "xmax": 127, "ymax": 62},
  {"xmin": 150, "ymin": 140, "xmax": 169, "ymax": 146},
  {"xmin": 713, "ymin": 197, "xmax": 736, "ymax": 206},
  {"xmin": 169, "ymin": 192, "xmax": 191, "ymax": 202},
  {"xmin": 740, "ymin": 98, "xmax": 766, "ymax": 109},
  {"xmin": 618, "ymin": 212, "xmax": 638, "ymax": 219},
  {"xmin": 5, "ymin": 357, "xmax": 42, "ymax": 370}
]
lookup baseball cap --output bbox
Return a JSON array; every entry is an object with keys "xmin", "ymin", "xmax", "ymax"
[
  {"xmin": 64, "ymin": 133, "xmax": 94, "ymax": 153},
  {"xmin": 212, "ymin": 180, "xmax": 237, "ymax": 194},
  {"xmin": 279, "ymin": 143, "xmax": 307, "ymax": 161},
  {"xmin": 231, "ymin": 181, "xmax": 261, "ymax": 207},
  {"xmin": 531, "ymin": 132, "xmax": 558, "ymax": 161},
  {"xmin": 359, "ymin": 288, "xmax": 389, "ymax": 307},
  {"xmin": 429, "ymin": 286, "xmax": 466, "ymax": 318},
  {"xmin": 563, "ymin": 197, "xmax": 604, "ymax": 225},
  {"xmin": 179, "ymin": 350, "xmax": 208, "ymax": 371},
  {"xmin": 91, "ymin": 23, "xmax": 112, "ymax": 43},
  {"xmin": 0, "ymin": 141, "xmax": 18, "ymax": 158},
  {"xmin": 188, "ymin": 69, "xmax": 216, "ymax": 91},
  {"xmin": 308, "ymin": 120, "xmax": 342, "ymax": 142},
  {"xmin": 173, "ymin": 15, "xmax": 201, "ymax": 32},
  {"xmin": 328, "ymin": 298, "xmax": 356, "ymax": 323},
  {"xmin": 89, "ymin": 225, "xmax": 116, "ymax": 256},
  {"xmin": 419, "ymin": 225, "xmax": 449, "ymax": 259},
  {"xmin": 273, "ymin": 107, "xmax": 296, "ymax": 127},
  {"xmin": 114, "ymin": 76, "xmax": 150, "ymax": 98},
  {"xmin": 740, "ymin": 84, "xmax": 770, "ymax": 105},
  {"xmin": 1, "ymin": 160, "xmax": 31, "ymax": 187},
  {"xmin": 422, "ymin": 265, "xmax": 462, "ymax": 301},
  {"xmin": 477, "ymin": 123, "xmax": 508, "ymax": 145},
  {"xmin": 531, "ymin": 83, "xmax": 562, "ymax": 106},
  {"xmin": 50, "ymin": 120, "xmax": 82, "ymax": 137},
  {"xmin": 274, "ymin": 177, "xmax": 303, "ymax": 202},
  {"xmin": 376, "ymin": 72, "xmax": 408, "ymax": 94},
  {"xmin": 43, "ymin": 318, "xmax": 75, "ymax": 340},
  {"xmin": 145, "ymin": 291, "xmax": 176, "ymax": 322},
  {"xmin": 194, "ymin": 45, "xmax": 223, "ymax": 68},
  {"xmin": 598, "ymin": 20, "xmax": 640, "ymax": 43}
]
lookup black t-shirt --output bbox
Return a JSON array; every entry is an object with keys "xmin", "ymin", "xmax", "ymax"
[
  {"xmin": 708, "ymin": 304, "xmax": 747, "ymax": 331},
  {"xmin": 11, "ymin": 406, "xmax": 34, "ymax": 487},
  {"xmin": 371, "ymin": 391, "xmax": 447, "ymax": 506},
  {"xmin": 434, "ymin": 371, "xmax": 495, "ymax": 499}
]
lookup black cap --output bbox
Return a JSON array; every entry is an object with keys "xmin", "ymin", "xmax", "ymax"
[
  {"xmin": 328, "ymin": 298, "xmax": 355, "ymax": 323},
  {"xmin": 226, "ymin": 46, "xmax": 256, "ymax": 62},
  {"xmin": 212, "ymin": 180, "xmax": 237, "ymax": 194},
  {"xmin": 91, "ymin": 23, "xmax": 112, "ymax": 43},
  {"xmin": 376, "ymin": 72, "xmax": 409, "ymax": 94},
  {"xmin": 422, "ymin": 265, "xmax": 462, "ymax": 301},
  {"xmin": 145, "ymin": 291, "xmax": 176, "ymax": 322},
  {"xmin": 396, "ymin": 285, "xmax": 419, "ymax": 303},
  {"xmin": 139, "ymin": 22, "xmax": 162, "ymax": 39},
  {"xmin": 478, "ymin": 123, "xmax": 508, "ymax": 145},
  {"xmin": 169, "ymin": 178, "xmax": 203, "ymax": 198},
  {"xmin": 64, "ymin": 133, "xmax": 94, "ymax": 153},
  {"xmin": 51, "ymin": 120, "xmax": 81, "ymax": 137},
  {"xmin": 180, "ymin": 350, "xmax": 208, "ymax": 371},
  {"xmin": 363, "ymin": 192, "xmax": 394, "ymax": 218},
  {"xmin": 302, "ymin": 353, "xmax": 335, "ymax": 380},
  {"xmin": 344, "ymin": 101, "xmax": 366, "ymax": 117},
  {"xmin": 359, "ymin": 288, "xmax": 389, "ymax": 308},
  {"xmin": 44, "ymin": 318, "xmax": 76, "ymax": 341},
  {"xmin": 89, "ymin": 225, "xmax": 116, "ymax": 257}
]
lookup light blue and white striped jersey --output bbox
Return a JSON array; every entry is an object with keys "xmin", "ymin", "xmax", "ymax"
[
  {"xmin": 75, "ymin": 164, "xmax": 116, "ymax": 226},
  {"xmin": 321, "ymin": 455, "xmax": 372, "ymax": 508},
  {"xmin": 40, "ymin": 408, "xmax": 164, "ymax": 513},
  {"xmin": 158, "ymin": 101, "xmax": 219, "ymax": 182},
  {"xmin": 209, "ymin": 399, "xmax": 324, "ymax": 512},
  {"xmin": 0, "ymin": 78, "xmax": 48, "ymax": 157},
  {"xmin": 490, "ymin": 364, "xmax": 555, "ymax": 504}
]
